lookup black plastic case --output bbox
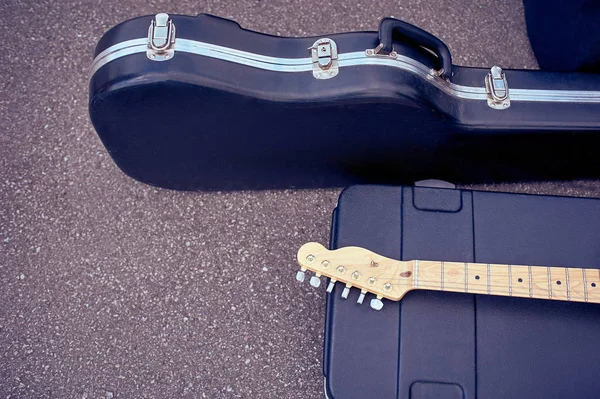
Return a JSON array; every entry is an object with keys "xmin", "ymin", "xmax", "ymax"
[
  {"xmin": 89, "ymin": 14, "xmax": 600, "ymax": 190},
  {"xmin": 325, "ymin": 184, "xmax": 600, "ymax": 398}
]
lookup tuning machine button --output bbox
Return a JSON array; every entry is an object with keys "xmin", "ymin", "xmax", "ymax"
[
  {"xmin": 370, "ymin": 295, "xmax": 384, "ymax": 311},
  {"xmin": 310, "ymin": 274, "xmax": 321, "ymax": 288},
  {"xmin": 296, "ymin": 270, "xmax": 306, "ymax": 282}
]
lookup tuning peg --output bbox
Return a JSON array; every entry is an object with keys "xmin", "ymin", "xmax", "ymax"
[
  {"xmin": 341, "ymin": 284, "xmax": 351, "ymax": 299},
  {"xmin": 357, "ymin": 290, "xmax": 367, "ymax": 305},
  {"xmin": 326, "ymin": 279, "xmax": 336, "ymax": 293},
  {"xmin": 310, "ymin": 275, "xmax": 321, "ymax": 288},
  {"xmin": 370, "ymin": 296, "xmax": 384, "ymax": 311},
  {"xmin": 296, "ymin": 270, "xmax": 306, "ymax": 282}
]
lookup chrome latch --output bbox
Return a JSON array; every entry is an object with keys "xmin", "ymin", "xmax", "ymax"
[
  {"xmin": 485, "ymin": 66, "xmax": 510, "ymax": 109},
  {"xmin": 147, "ymin": 13, "xmax": 176, "ymax": 61},
  {"xmin": 309, "ymin": 38, "xmax": 339, "ymax": 79}
]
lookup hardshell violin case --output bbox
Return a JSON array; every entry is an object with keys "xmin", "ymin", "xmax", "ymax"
[
  {"xmin": 325, "ymin": 182, "xmax": 600, "ymax": 399},
  {"xmin": 89, "ymin": 13, "xmax": 600, "ymax": 190}
]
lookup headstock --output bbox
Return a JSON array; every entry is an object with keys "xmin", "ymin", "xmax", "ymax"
[{"xmin": 296, "ymin": 242, "xmax": 415, "ymax": 310}]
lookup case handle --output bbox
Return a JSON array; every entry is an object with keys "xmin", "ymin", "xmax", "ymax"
[{"xmin": 377, "ymin": 17, "xmax": 453, "ymax": 79}]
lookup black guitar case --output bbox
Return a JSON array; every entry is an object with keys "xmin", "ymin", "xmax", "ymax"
[
  {"xmin": 90, "ymin": 13, "xmax": 600, "ymax": 190},
  {"xmin": 325, "ymin": 182, "xmax": 600, "ymax": 398}
]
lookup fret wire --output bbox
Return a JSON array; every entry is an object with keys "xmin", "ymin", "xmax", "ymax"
[
  {"xmin": 583, "ymin": 269, "xmax": 588, "ymax": 302},
  {"xmin": 464, "ymin": 262, "xmax": 468, "ymax": 293},
  {"xmin": 547, "ymin": 266, "xmax": 552, "ymax": 299},
  {"xmin": 487, "ymin": 264, "xmax": 491, "ymax": 294},
  {"xmin": 441, "ymin": 261, "xmax": 444, "ymax": 291},
  {"xmin": 414, "ymin": 260, "xmax": 419, "ymax": 288},
  {"xmin": 565, "ymin": 267, "xmax": 570, "ymax": 300},
  {"xmin": 508, "ymin": 265, "xmax": 512, "ymax": 296},
  {"xmin": 528, "ymin": 266, "xmax": 533, "ymax": 297}
]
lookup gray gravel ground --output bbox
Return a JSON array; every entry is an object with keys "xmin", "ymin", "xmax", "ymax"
[{"xmin": 1, "ymin": 0, "xmax": 599, "ymax": 398}]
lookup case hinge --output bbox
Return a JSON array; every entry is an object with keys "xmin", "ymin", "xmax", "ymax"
[
  {"xmin": 309, "ymin": 38, "xmax": 339, "ymax": 80},
  {"xmin": 147, "ymin": 13, "xmax": 176, "ymax": 61},
  {"xmin": 485, "ymin": 66, "xmax": 510, "ymax": 109}
]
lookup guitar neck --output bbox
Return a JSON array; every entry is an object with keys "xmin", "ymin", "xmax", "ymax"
[
  {"xmin": 295, "ymin": 243, "xmax": 600, "ymax": 307},
  {"xmin": 411, "ymin": 260, "xmax": 600, "ymax": 303}
]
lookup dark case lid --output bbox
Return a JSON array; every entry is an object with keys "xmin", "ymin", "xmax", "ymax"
[{"xmin": 325, "ymin": 184, "xmax": 600, "ymax": 399}]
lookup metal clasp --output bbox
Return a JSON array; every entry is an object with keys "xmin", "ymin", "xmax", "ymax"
[
  {"xmin": 147, "ymin": 13, "xmax": 176, "ymax": 61},
  {"xmin": 485, "ymin": 66, "xmax": 510, "ymax": 109},
  {"xmin": 309, "ymin": 38, "xmax": 339, "ymax": 79}
]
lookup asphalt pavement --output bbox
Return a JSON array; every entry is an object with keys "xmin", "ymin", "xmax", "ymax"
[{"xmin": 1, "ymin": 0, "xmax": 600, "ymax": 398}]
